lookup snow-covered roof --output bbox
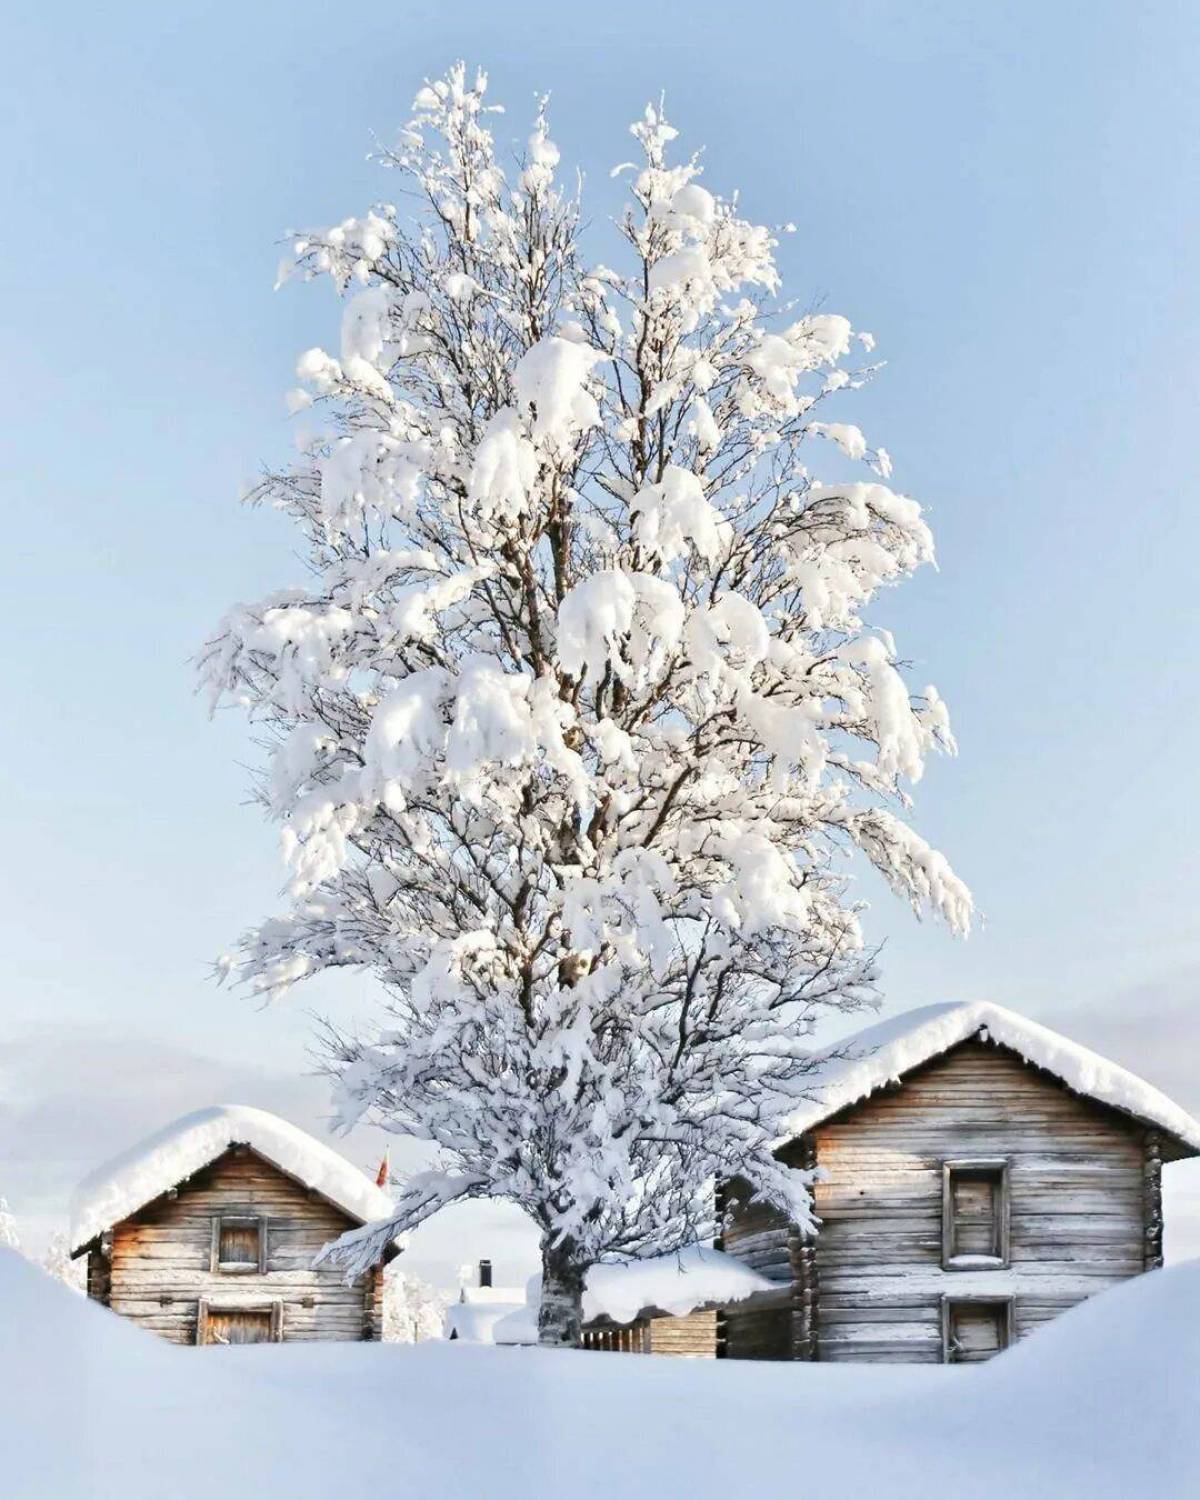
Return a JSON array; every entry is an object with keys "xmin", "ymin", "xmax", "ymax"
[
  {"xmin": 443, "ymin": 1248, "xmax": 774, "ymax": 1343},
  {"xmin": 583, "ymin": 1245, "xmax": 776, "ymax": 1326},
  {"xmin": 777, "ymin": 1001, "xmax": 1200, "ymax": 1156},
  {"xmin": 458, "ymin": 1284, "xmax": 528, "ymax": 1307},
  {"xmin": 491, "ymin": 1305, "xmax": 539, "ymax": 1345},
  {"xmin": 69, "ymin": 1105, "xmax": 397, "ymax": 1255},
  {"xmin": 444, "ymin": 1281, "xmax": 535, "ymax": 1344}
]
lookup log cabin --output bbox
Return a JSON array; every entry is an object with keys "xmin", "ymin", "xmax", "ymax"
[
  {"xmin": 69, "ymin": 1105, "xmax": 398, "ymax": 1345},
  {"xmin": 720, "ymin": 1001, "xmax": 1200, "ymax": 1363}
]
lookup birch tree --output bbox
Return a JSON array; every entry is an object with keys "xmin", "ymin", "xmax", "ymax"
[{"xmin": 201, "ymin": 64, "xmax": 971, "ymax": 1345}]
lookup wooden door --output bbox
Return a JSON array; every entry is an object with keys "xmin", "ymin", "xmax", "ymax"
[
  {"xmin": 206, "ymin": 1310, "xmax": 272, "ymax": 1345},
  {"xmin": 197, "ymin": 1301, "xmax": 282, "ymax": 1345}
]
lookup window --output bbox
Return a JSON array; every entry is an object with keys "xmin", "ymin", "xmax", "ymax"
[
  {"xmin": 942, "ymin": 1160, "xmax": 1009, "ymax": 1269},
  {"xmin": 210, "ymin": 1215, "xmax": 268, "ymax": 1274},
  {"xmin": 197, "ymin": 1299, "xmax": 283, "ymax": 1345},
  {"xmin": 941, "ymin": 1296, "xmax": 1013, "ymax": 1363}
]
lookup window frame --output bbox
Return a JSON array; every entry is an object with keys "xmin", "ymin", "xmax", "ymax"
[
  {"xmin": 941, "ymin": 1158, "xmax": 1010, "ymax": 1270},
  {"xmin": 209, "ymin": 1213, "xmax": 269, "ymax": 1275},
  {"xmin": 940, "ymin": 1294, "xmax": 1014, "ymax": 1364},
  {"xmin": 196, "ymin": 1298, "xmax": 283, "ymax": 1345}
]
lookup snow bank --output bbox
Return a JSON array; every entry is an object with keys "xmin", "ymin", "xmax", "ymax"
[
  {"xmin": 491, "ymin": 1303, "xmax": 539, "ymax": 1345},
  {"xmin": 2, "ymin": 1246, "xmax": 1198, "ymax": 1499},
  {"xmin": 779, "ymin": 1001, "xmax": 1200, "ymax": 1153},
  {"xmin": 583, "ymin": 1245, "xmax": 774, "ymax": 1324},
  {"xmin": 69, "ymin": 1105, "xmax": 396, "ymax": 1253}
]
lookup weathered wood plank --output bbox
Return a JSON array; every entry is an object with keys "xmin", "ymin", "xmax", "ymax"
[
  {"xmin": 724, "ymin": 1037, "xmax": 1158, "ymax": 1366},
  {"xmin": 104, "ymin": 1146, "xmax": 375, "ymax": 1345}
]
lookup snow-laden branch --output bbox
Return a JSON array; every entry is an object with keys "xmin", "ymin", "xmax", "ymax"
[{"xmin": 201, "ymin": 63, "xmax": 972, "ymax": 1341}]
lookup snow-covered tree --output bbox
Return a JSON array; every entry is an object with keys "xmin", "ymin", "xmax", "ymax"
[
  {"xmin": 201, "ymin": 64, "xmax": 971, "ymax": 1345},
  {"xmin": 0, "ymin": 1197, "xmax": 18, "ymax": 1252},
  {"xmin": 41, "ymin": 1230, "xmax": 86, "ymax": 1293},
  {"xmin": 383, "ymin": 1265, "xmax": 448, "ymax": 1343}
]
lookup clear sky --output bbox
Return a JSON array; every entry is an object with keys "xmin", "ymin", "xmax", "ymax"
[{"xmin": 3, "ymin": 0, "xmax": 1199, "ymax": 1285}]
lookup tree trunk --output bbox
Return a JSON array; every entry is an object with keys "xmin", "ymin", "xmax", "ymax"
[{"xmin": 538, "ymin": 1238, "xmax": 585, "ymax": 1348}]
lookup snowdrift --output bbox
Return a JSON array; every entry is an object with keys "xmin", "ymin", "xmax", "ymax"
[{"xmin": 2, "ymin": 1247, "xmax": 1197, "ymax": 1499}]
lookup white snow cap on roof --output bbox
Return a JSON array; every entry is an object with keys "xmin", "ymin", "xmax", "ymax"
[
  {"xmin": 583, "ymin": 1245, "xmax": 775, "ymax": 1326},
  {"xmin": 70, "ymin": 1105, "xmax": 396, "ymax": 1254},
  {"xmin": 778, "ymin": 1000, "xmax": 1200, "ymax": 1153}
]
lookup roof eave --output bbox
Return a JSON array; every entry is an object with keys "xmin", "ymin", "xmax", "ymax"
[
  {"xmin": 70, "ymin": 1140, "xmax": 401, "ymax": 1261},
  {"xmin": 774, "ymin": 1026, "xmax": 1200, "ymax": 1162}
]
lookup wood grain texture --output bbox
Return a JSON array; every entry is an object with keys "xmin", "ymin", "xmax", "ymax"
[
  {"xmin": 99, "ymin": 1147, "xmax": 375, "ymax": 1346},
  {"xmin": 723, "ymin": 1037, "xmax": 1158, "ymax": 1364},
  {"xmin": 646, "ymin": 1309, "xmax": 718, "ymax": 1357}
]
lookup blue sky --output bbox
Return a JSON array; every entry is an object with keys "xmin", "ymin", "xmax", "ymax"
[{"xmin": 3, "ymin": 1, "xmax": 1199, "ymax": 1282}]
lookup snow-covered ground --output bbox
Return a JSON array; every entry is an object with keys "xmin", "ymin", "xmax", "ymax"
[{"xmin": 2, "ymin": 1246, "xmax": 1196, "ymax": 1499}]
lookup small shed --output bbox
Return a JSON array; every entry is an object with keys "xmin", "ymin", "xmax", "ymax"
[
  {"xmin": 69, "ymin": 1105, "xmax": 399, "ymax": 1345},
  {"xmin": 580, "ymin": 1246, "xmax": 773, "ymax": 1356},
  {"xmin": 444, "ymin": 1248, "xmax": 771, "ymax": 1354},
  {"xmin": 721, "ymin": 1002, "xmax": 1200, "ymax": 1363}
]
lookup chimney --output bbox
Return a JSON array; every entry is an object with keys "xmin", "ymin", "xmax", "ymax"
[{"xmin": 478, "ymin": 1258, "xmax": 493, "ymax": 1289}]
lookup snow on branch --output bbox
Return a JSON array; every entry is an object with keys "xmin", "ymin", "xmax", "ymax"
[{"xmin": 201, "ymin": 62, "xmax": 972, "ymax": 1321}]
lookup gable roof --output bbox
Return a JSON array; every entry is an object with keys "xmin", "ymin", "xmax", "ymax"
[
  {"xmin": 776, "ymin": 1001, "xmax": 1200, "ymax": 1158},
  {"xmin": 69, "ymin": 1105, "xmax": 396, "ymax": 1255}
]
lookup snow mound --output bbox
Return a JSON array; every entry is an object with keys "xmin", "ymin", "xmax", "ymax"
[
  {"xmin": 2, "ymin": 1247, "xmax": 1199, "ymax": 1499},
  {"xmin": 69, "ymin": 1104, "xmax": 396, "ymax": 1253},
  {"xmin": 491, "ymin": 1303, "xmax": 540, "ymax": 1345},
  {"xmin": 583, "ymin": 1245, "xmax": 775, "ymax": 1324},
  {"xmin": 446, "ymin": 1284, "xmax": 536, "ymax": 1344},
  {"xmin": 779, "ymin": 1000, "xmax": 1200, "ymax": 1153},
  {"xmin": 446, "ymin": 1298, "xmax": 531, "ymax": 1344}
]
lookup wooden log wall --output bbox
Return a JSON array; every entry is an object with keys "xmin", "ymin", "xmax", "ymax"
[
  {"xmin": 646, "ymin": 1309, "xmax": 719, "ymax": 1357},
  {"xmin": 580, "ymin": 1309, "xmax": 717, "ymax": 1356},
  {"xmin": 790, "ymin": 1136, "xmax": 819, "ymax": 1360},
  {"xmin": 723, "ymin": 1038, "xmax": 1155, "ymax": 1364},
  {"xmin": 86, "ymin": 1237, "xmax": 112, "ymax": 1306},
  {"xmin": 811, "ymin": 1039, "xmax": 1149, "ymax": 1363},
  {"xmin": 720, "ymin": 1175, "xmax": 794, "ymax": 1360},
  {"xmin": 100, "ymin": 1147, "xmax": 374, "ymax": 1345}
]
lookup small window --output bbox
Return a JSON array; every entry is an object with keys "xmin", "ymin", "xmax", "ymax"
[
  {"xmin": 942, "ymin": 1160, "xmax": 1009, "ymax": 1269},
  {"xmin": 941, "ymin": 1296, "xmax": 1013, "ymax": 1363},
  {"xmin": 210, "ymin": 1215, "xmax": 268, "ymax": 1274}
]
